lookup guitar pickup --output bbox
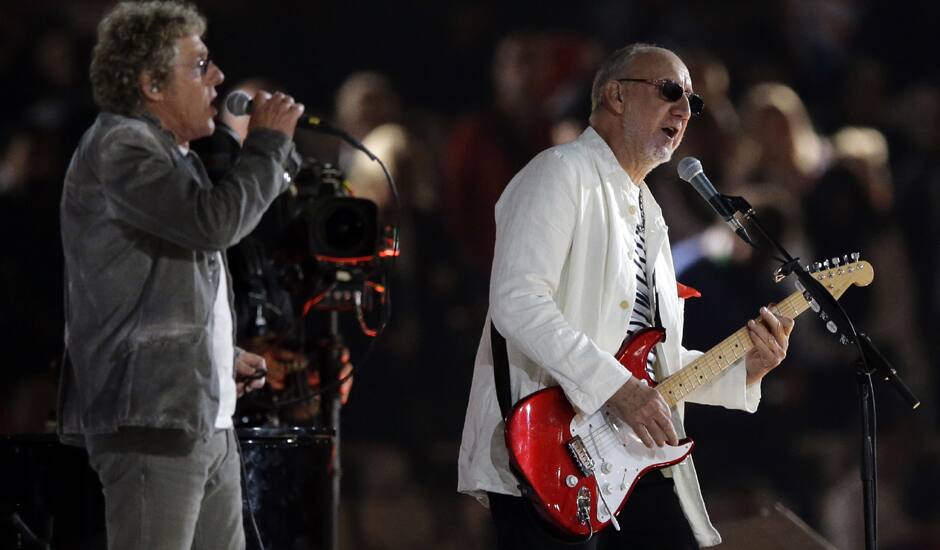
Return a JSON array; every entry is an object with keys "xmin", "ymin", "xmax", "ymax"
[{"xmin": 566, "ymin": 435, "xmax": 596, "ymax": 476}]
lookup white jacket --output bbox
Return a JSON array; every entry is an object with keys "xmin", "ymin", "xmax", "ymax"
[{"xmin": 457, "ymin": 127, "xmax": 761, "ymax": 547}]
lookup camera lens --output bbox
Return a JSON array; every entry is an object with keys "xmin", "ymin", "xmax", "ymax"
[
  {"xmin": 307, "ymin": 197, "xmax": 378, "ymax": 260},
  {"xmin": 326, "ymin": 206, "xmax": 367, "ymax": 250}
]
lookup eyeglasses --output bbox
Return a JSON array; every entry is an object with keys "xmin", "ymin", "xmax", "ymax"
[
  {"xmin": 195, "ymin": 57, "xmax": 214, "ymax": 77},
  {"xmin": 616, "ymin": 78, "xmax": 704, "ymax": 116}
]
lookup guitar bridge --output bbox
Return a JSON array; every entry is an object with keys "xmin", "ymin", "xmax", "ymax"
[{"xmin": 566, "ymin": 435, "xmax": 596, "ymax": 476}]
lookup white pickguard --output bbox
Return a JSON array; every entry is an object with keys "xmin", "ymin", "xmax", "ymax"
[{"xmin": 570, "ymin": 406, "xmax": 693, "ymax": 524}]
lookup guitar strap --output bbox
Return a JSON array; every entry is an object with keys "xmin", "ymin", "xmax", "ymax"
[
  {"xmin": 490, "ymin": 321, "xmax": 544, "ymax": 506},
  {"xmin": 490, "ymin": 321, "xmax": 595, "ymax": 542},
  {"xmin": 490, "ymin": 321, "xmax": 514, "ymax": 422}
]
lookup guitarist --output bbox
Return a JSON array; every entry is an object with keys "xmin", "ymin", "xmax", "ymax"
[{"xmin": 458, "ymin": 44, "xmax": 795, "ymax": 549}]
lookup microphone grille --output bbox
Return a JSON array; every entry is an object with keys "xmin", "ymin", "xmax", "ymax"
[
  {"xmin": 225, "ymin": 90, "xmax": 251, "ymax": 116},
  {"xmin": 677, "ymin": 157, "xmax": 703, "ymax": 183}
]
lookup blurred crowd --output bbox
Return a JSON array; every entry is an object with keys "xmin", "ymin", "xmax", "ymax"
[{"xmin": 1, "ymin": 1, "xmax": 939, "ymax": 549}]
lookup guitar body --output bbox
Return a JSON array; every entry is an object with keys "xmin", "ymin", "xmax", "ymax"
[{"xmin": 505, "ymin": 327, "xmax": 694, "ymax": 538}]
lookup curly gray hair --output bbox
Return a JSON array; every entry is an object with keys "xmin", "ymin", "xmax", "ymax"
[{"xmin": 90, "ymin": 1, "xmax": 206, "ymax": 116}]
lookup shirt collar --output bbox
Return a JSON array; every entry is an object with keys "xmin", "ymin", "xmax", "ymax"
[
  {"xmin": 576, "ymin": 127, "xmax": 667, "ymax": 230},
  {"xmin": 578, "ymin": 125, "xmax": 642, "ymax": 189}
]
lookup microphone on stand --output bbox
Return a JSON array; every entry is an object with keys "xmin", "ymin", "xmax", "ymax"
[{"xmin": 677, "ymin": 157, "xmax": 753, "ymax": 245}]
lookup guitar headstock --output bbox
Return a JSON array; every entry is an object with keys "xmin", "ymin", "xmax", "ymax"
[
  {"xmin": 801, "ymin": 252, "xmax": 874, "ymax": 299},
  {"xmin": 795, "ymin": 252, "xmax": 874, "ymax": 345}
]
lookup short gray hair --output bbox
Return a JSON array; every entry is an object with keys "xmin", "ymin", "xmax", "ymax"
[
  {"xmin": 90, "ymin": 1, "xmax": 206, "ymax": 116},
  {"xmin": 590, "ymin": 43, "xmax": 661, "ymax": 112}
]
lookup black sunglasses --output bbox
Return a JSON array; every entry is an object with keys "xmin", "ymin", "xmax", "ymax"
[{"xmin": 616, "ymin": 78, "xmax": 704, "ymax": 116}]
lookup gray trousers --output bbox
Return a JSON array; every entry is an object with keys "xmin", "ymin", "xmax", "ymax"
[{"xmin": 86, "ymin": 427, "xmax": 246, "ymax": 550}]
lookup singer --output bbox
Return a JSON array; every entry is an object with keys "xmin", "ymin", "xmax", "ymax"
[
  {"xmin": 458, "ymin": 44, "xmax": 794, "ymax": 549},
  {"xmin": 58, "ymin": 2, "xmax": 303, "ymax": 549}
]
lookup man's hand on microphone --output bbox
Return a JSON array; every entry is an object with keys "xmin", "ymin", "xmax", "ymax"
[
  {"xmin": 247, "ymin": 91, "xmax": 304, "ymax": 139},
  {"xmin": 608, "ymin": 376, "xmax": 678, "ymax": 448}
]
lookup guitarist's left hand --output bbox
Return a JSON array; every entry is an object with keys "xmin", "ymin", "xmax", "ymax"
[{"xmin": 744, "ymin": 305, "xmax": 795, "ymax": 385}]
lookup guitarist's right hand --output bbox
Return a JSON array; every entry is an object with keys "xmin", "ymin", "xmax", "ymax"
[{"xmin": 609, "ymin": 377, "xmax": 678, "ymax": 448}]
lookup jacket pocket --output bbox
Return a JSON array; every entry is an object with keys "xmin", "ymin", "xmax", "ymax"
[{"xmin": 121, "ymin": 326, "xmax": 215, "ymax": 434}]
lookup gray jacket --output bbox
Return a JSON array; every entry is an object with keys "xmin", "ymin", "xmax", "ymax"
[{"xmin": 58, "ymin": 112, "xmax": 300, "ymax": 444}]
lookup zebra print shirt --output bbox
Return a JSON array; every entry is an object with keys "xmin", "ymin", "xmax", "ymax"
[{"xmin": 626, "ymin": 188, "xmax": 658, "ymax": 380}]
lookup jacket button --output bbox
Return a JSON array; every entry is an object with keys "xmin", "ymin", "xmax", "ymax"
[
  {"xmin": 628, "ymin": 205, "xmax": 637, "ymax": 216},
  {"xmin": 620, "ymin": 299, "xmax": 630, "ymax": 310}
]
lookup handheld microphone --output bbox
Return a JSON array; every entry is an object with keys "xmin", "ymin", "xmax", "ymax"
[
  {"xmin": 226, "ymin": 90, "xmax": 338, "ymax": 134},
  {"xmin": 224, "ymin": 90, "xmax": 254, "ymax": 116},
  {"xmin": 226, "ymin": 91, "xmax": 377, "ymax": 160},
  {"xmin": 225, "ymin": 90, "xmax": 375, "ymax": 153},
  {"xmin": 677, "ymin": 157, "xmax": 753, "ymax": 245}
]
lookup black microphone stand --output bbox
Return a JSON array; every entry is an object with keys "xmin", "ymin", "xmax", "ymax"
[{"xmin": 721, "ymin": 194, "xmax": 921, "ymax": 550}]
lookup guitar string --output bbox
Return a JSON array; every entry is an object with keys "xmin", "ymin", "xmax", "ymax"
[
  {"xmin": 654, "ymin": 289, "xmax": 812, "ymax": 402},
  {"xmin": 585, "ymin": 424, "xmax": 620, "ymax": 465},
  {"xmin": 581, "ymin": 423, "xmax": 622, "ymax": 455},
  {"xmin": 585, "ymin": 412, "xmax": 690, "ymax": 458}
]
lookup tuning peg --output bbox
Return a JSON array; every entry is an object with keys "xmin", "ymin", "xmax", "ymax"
[
  {"xmin": 822, "ymin": 259, "xmax": 830, "ymax": 270},
  {"xmin": 795, "ymin": 280, "xmax": 805, "ymax": 292},
  {"xmin": 826, "ymin": 321, "xmax": 838, "ymax": 333},
  {"xmin": 851, "ymin": 252, "xmax": 860, "ymax": 262},
  {"xmin": 820, "ymin": 310, "xmax": 829, "ymax": 322},
  {"xmin": 809, "ymin": 298, "xmax": 820, "ymax": 313},
  {"xmin": 813, "ymin": 262, "xmax": 822, "ymax": 272},
  {"xmin": 843, "ymin": 254, "xmax": 851, "ymax": 265},
  {"xmin": 831, "ymin": 257, "xmax": 841, "ymax": 267},
  {"xmin": 839, "ymin": 335, "xmax": 851, "ymax": 346}
]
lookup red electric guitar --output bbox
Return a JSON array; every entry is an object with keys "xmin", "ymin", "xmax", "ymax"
[{"xmin": 504, "ymin": 257, "xmax": 874, "ymax": 537}]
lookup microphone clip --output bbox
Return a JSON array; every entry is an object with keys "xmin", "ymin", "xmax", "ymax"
[
  {"xmin": 722, "ymin": 194, "xmax": 756, "ymax": 218},
  {"xmin": 720, "ymin": 194, "xmax": 758, "ymax": 248},
  {"xmin": 772, "ymin": 258, "xmax": 802, "ymax": 283}
]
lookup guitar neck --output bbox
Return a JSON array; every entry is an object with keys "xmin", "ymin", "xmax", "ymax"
[{"xmin": 657, "ymin": 289, "xmax": 808, "ymax": 408}]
